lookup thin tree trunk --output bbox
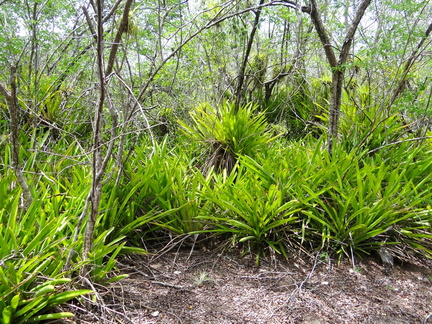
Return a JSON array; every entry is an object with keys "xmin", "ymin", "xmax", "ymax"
[
  {"xmin": 303, "ymin": 0, "xmax": 371, "ymax": 154},
  {"xmin": 0, "ymin": 66, "xmax": 33, "ymax": 209},
  {"xmin": 79, "ymin": 0, "xmax": 122, "ymax": 279},
  {"xmin": 234, "ymin": 0, "xmax": 265, "ymax": 112},
  {"xmin": 81, "ymin": 0, "xmax": 106, "ymax": 278}
]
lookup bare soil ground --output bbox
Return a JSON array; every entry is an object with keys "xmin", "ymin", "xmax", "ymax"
[{"xmin": 73, "ymin": 248, "xmax": 432, "ymax": 324}]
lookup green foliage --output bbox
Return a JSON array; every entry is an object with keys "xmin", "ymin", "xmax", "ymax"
[
  {"xmin": 255, "ymin": 76, "xmax": 330, "ymax": 139},
  {"xmin": 179, "ymin": 101, "xmax": 278, "ymax": 173},
  {"xmin": 394, "ymin": 77, "xmax": 432, "ymax": 123},
  {"xmin": 167, "ymin": 124, "xmax": 431, "ymax": 262},
  {"xmin": 1, "ymin": 3, "xmax": 432, "ymax": 321},
  {"xmin": 102, "ymin": 139, "xmax": 213, "ymax": 239},
  {"xmin": 339, "ymin": 86, "xmax": 414, "ymax": 153},
  {"xmin": 196, "ymin": 164, "xmax": 302, "ymax": 264},
  {"xmin": 238, "ymin": 137, "xmax": 432, "ymax": 259},
  {"xmin": 299, "ymin": 147, "xmax": 432, "ymax": 258},
  {"xmin": 0, "ymin": 137, "xmax": 147, "ymax": 322},
  {"xmin": 0, "ymin": 181, "xmax": 92, "ymax": 324},
  {"xmin": 149, "ymin": 166, "xmax": 212, "ymax": 234}
]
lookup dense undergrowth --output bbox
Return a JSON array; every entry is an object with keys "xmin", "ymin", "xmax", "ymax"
[{"xmin": 1, "ymin": 101, "xmax": 432, "ymax": 323}]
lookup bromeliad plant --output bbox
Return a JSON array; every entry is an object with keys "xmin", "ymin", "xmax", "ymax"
[
  {"xmin": 195, "ymin": 164, "xmax": 302, "ymax": 264},
  {"xmin": 229, "ymin": 137, "xmax": 432, "ymax": 261},
  {"xmin": 293, "ymin": 142, "xmax": 432, "ymax": 259},
  {"xmin": 327, "ymin": 82, "xmax": 415, "ymax": 154},
  {"xmin": 0, "ymin": 137, "xmax": 142, "ymax": 323},
  {"xmin": 179, "ymin": 101, "xmax": 278, "ymax": 173},
  {"xmin": 0, "ymin": 180, "xmax": 92, "ymax": 324},
  {"xmin": 101, "ymin": 139, "xmax": 214, "ymax": 239}
]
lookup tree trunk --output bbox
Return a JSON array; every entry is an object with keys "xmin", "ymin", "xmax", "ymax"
[
  {"xmin": 328, "ymin": 70, "xmax": 344, "ymax": 153},
  {"xmin": 303, "ymin": 0, "xmax": 371, "ymax": 154},
  {"xmin": 0, "ymin": 66, "xmax": 33, "ymax": 209},
  {"xmin": 81, "ymin": 0, "xmax": 106, "ymax": 278}
]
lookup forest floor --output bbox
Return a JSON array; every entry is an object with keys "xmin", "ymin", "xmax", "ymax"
[{"xmin": 72, "ymin": 247, "xmax": 432, "ymax": 324}]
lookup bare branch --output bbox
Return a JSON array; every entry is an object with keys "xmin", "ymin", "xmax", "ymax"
[
  {"xmin": 82, "ymin": 5, "xmax": 97, "ymax": 40},
  {"xmin": 132, "ymin": 1, "xmax": 279, "ymax": 114},
  {"xmin": 339, "ymin": 0, "xmax": 371, "ymax": 64},
  {"xmin": 0, "ymin": 82, "xmax": 11, "ymax": 99},
  {"xmin": 367, "ymin": 136, "xmax": 432, "ymax": 155},
  {"xmin": 110, "ymin": 72, "xmax": 156, "ymax": 154},
  {"xmin": 103, "ymin": 0, "xmax": 124, "ymax": 23},
  {"xmin": 389, "ymin": 20, "xmax": 432, "ymax": 109},
  {"xmin": 106, "ymin": 0, "xmax": 134, "ymax": 76},
  {"xmin": 303, "ymin": 0, "xmax": 372, "ymax": 154},
  {"xmin": 234, "ymin": 0, "xmax": 265, "ymax": 111},
  {"xmin": 89, "ymin": 0, "xmax": 96, "ymax": 13},
  {"xmin": 306, "ymin": 0, "xmax": 337, "ymax": 68}
]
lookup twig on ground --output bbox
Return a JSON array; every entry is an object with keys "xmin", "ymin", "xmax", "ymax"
[
  {"xmin": 149, "ymin": 280, "xmax": 189, "ymax": 290},
  {"xmin": 270, "ymin": 251, "xmax": 321, "ymax": 318}
]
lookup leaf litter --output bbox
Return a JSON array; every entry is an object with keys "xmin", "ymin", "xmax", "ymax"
[{"xmin": 68, "ymin": 248, "xmax": 432, "ymax": 324}]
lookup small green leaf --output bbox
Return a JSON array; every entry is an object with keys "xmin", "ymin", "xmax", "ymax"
[
  {"xmin": 10, "ymin": 294, "xmax": 20, "ymax": 311},
  {"xmin": 34, "ymin": 285, "xmax": 55, "ymax": 297},
  {"xmin": 25, "ymin": 312, "xmax": 75, "ymax": 323},
  {"xmin": 48, "ymin": 289, "xmax": 93, "ymax": 306},
  {"xmin": 2, "ymin": 306, "xmax": 12, "ymax": 324}
]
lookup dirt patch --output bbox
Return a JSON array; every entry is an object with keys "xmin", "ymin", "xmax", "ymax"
[{"xmin": 73, "ymin": 249, "xmax": 432, "ymax": 323}]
